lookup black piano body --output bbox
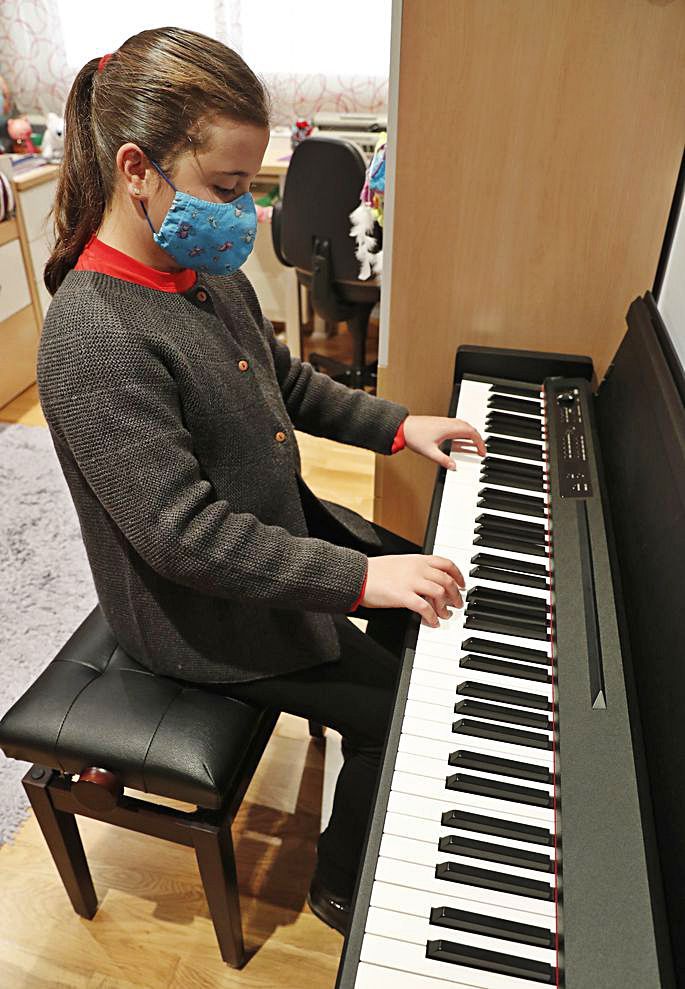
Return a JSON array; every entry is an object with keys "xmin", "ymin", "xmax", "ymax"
[{"xmin": 336, "ymin": 292, "xmax": 684, "ymax": 988}]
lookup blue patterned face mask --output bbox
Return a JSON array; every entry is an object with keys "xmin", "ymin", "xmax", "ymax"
[{"xmin": 139, "ymin": 159, "xmax": 257, "ymax": 275}]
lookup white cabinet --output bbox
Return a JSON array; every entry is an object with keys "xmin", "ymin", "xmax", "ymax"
[
  {"xmin": 13, "ymin": 167, "xmax": 58, "ymax": 324},
  {"xmin": 0, "ymin": 237, "xmax": 31, "ymax": 322},
  {"xmin": 0, "ymin": 218, "xmax": 38, "ymax": 408}
]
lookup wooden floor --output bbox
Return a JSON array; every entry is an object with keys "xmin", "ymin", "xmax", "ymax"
[{"xmin": 0, "ymin": 377, "xmax": 376, "ymax": 988}]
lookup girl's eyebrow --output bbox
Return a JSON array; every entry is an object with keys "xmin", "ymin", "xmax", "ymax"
[{"xmin": 218, "ymin": 169, "xmax": 248, "ymax": 177}]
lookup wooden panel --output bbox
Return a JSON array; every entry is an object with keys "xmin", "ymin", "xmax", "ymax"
[
  {"xmin": 376, "ymin": 0, "xmax": 685, "ymax": 543},
  {"xmin": 0, "ymin": 218, "xmax": 18, "ymax": 247},
  {"xmin": 0, "ymin": 305, "xmax": 38, "ymax": 408},
  {"xmin": 0, "ymin": 238, "xmax": 31, "ymax": 322}
]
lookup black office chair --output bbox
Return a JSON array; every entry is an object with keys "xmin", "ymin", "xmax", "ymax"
[{"xmin": 272, "ymin": 136, "xmax": 381, "ymax": 391}]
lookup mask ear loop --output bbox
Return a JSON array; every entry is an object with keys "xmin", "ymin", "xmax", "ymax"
[{"xmin": 138, "ymin": 159, "xmax": 177, "ymax": 234}]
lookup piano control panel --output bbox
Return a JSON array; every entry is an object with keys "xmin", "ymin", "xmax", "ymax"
[{"xmin": 552, "ymin": 386, "xmax": 594, "ymax": 498}]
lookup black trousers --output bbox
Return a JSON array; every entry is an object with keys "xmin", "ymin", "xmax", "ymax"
[{"xmin": 196, "ymin": 520, "xmax": 421, "ymax": 897}]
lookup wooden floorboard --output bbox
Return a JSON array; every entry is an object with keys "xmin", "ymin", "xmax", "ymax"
[{"xmin": 0, "ymin": 380, "xmax": 376, "ymax": 988}]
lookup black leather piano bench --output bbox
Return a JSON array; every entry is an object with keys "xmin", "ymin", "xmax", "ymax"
[{"xmin": 0, "ymin": 605, "xmax": 285, "ymax": 969}]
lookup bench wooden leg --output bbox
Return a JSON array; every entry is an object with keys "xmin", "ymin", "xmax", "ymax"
[
  {"xmin": 22, "ymin": 766, "xmax": 97, "ymax": 919},
  {"xmin": 192, "ymin": 820, "xmax": 245, "ymax": 967}
]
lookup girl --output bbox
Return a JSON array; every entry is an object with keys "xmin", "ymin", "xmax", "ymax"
[{"xmin": 38, "ymin": 26, "xmax": 485, "ymax": 935}]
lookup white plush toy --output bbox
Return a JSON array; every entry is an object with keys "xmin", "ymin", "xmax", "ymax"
[{"xmin": 41, "ymin": 112, "xmax": 65, "ymax": 162}]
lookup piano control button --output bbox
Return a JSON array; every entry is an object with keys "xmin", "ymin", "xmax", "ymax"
[
  {"xmin": 461, "ymin": 637, "xmax": 550, "ymax": 664},
  {"xmin": 429, "ymin": 905, "xmax": 555, "ymax": 949},
  {"xmin": 456, "ymin": 682, "xmax": 552, "ymax": 712},
  {"xmin": 426, "ymin": 937, "xmax": 556, "ymax": 983},
  {"xmin": 461, "ymin": 654, "xmax": 552, "ymax": 684},
  {"xmin": 453, "ymin": 700, "xmax": 553, "ymax": 731},
  {"xmin": 434, "ymin": 862, "xmax": 555, "ymax": 901},
  {"xmin": 470, "ymin": 554, "xmax": 548, "ymax": 577},
  {"xmin": 464, "ymin": 615, "xmax": 551, "ymax": 641},
  {"xmin": 437, "ymin": 835, "xmax": 554, "ymax": 873},
  {"xmin": 470, "ymin": 566, "xmax": 550, "ymax": 590},
  {"xmin": 441, "ymin": 809, "xmax": 554, "ymax": 846},
  {"xmin": 473, "ymin": 534, "xmax": 548, "ymax": 558},
  {"xmin": 453, "ymin": 718, "xmax": 553, "ymax": 750},
  {"xmin": 446, "ymin": 772, "xmax": 554, "ymax": 809}
]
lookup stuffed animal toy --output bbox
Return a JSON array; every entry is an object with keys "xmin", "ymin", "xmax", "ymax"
[
  {"xmin": 41, "ymin": 112, "xmax": 65, "ymax": 162},
  {"xmin": 0, "ymin": 115, "xmax": 38, "ymax": 154}
]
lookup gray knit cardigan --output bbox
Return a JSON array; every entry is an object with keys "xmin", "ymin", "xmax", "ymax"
[{"xmin": 36, "ymin": 267, "xmax": 409, "ymax": 682}]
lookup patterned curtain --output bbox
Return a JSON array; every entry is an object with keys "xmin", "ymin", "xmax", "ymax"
[{"xmin": 0, "ymin": 0, "xmax": 388, "ymax": 124}]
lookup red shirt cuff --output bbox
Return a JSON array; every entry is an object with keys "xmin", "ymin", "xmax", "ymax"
[
  {"xmin": 390, "ymin": 418, "xmax": 407, "ymax": 454},
  {"xmin": 349, "ymin": 567, "xmax": 368, "ymax": 612}
]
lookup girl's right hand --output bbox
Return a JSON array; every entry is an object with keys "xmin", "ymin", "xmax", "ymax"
[{"xmin": 360, "ymin": 554, "xmax": 465, "ymax": 628}]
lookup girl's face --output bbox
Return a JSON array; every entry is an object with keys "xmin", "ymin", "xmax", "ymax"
[{"xmin": 160, "ymin": 115, "xmax": 270, "ymax": 204}]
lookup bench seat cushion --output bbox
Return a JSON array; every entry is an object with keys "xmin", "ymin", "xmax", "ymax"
[{"xmin": 0, "ymin": 606, "xmax": 275, "ymax": 810}]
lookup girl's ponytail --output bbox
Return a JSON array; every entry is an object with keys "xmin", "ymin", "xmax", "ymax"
[
  {"xmin": 44, "ymin": 58, "xmax": 106, "ymax": 296},
  {"xmin": 44, "ymin": 27, "xmax": 271, "ymax": 297}
]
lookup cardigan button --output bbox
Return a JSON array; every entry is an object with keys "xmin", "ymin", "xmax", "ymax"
[
  {"xmin": 275, "ymin": 430, "xmax": 287, "ymax": 443},
  {"xmin": 238, "ymin": 359, "xmax": 249, "ymax": 372},
  {"xmin": 196, "ymin": 289, "xmax": 208, "ymax": 303}
]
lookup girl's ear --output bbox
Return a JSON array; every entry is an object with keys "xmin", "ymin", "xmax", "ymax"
[{"xmin": 116, "ymin": 142, "xmax": 151, "ymax": 198}]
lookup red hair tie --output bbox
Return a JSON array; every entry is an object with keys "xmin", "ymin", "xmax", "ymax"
[{"xmin": 98, "ymin": 53, "xmax": 113, "ymax": 73}]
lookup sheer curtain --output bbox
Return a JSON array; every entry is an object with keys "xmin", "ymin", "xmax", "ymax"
[{"xmin": 0, "ymin": 0, "xmax": 390, "ymax": 123}]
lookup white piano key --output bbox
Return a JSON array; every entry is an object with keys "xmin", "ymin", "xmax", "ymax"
[
  {"xmin": 394, "ymin": 752, "xmax": 554, "ymax": 799},
  {"xmin": 372, "ymin": 857, "xmax": 556, "ymax": 920},
  {"xmin": 417, "ymin": 624, "xmax": 553, "ymax": 659},
  {"xmin": 383, "ymin": 811, "xmax": 555, "ymax": 858},
  {"xmin": 397, "ymin": 733, "xmax": 554, "ymax": 775},
  {"xmin": 370, "ymin": 879, "xmax": 555, "ymax": 931},
  {"xmin": 365, "ymin": 905, "xmax": 556, "ymax": 966},
  {"xmin": 380, "ymin": 834, "xmax": 554, "ymax": 885},
  {"xmin": 391, "ymin": 770, "xmax": 554, "ymax": 825},
  {"xmin": 355, "ymin": 960, "xmax": 465, "ymax": 989},
  {"xmin": 410, "ymin": 664, "xmax": 554, "ymax": 701},
  {"xmin": 400, "ymin": 715, "xmax": 556, "ymax": 765}
]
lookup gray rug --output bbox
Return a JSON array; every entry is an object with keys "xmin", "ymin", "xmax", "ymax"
[{"xmin": 0, "ymin": 421, "xmax": 96, "ymax": 845}]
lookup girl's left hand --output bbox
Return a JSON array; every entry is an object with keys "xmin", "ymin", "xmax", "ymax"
[{"xmin": 402, "ymin": 415, "xmax": 486, "ymax": 471}]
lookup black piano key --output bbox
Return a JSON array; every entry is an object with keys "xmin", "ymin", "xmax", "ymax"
[
  {"xmin": 466, "ymin": 586, "xmax": 549, "ymax": 613},
  {"xmin": 470, "ymin": 553, "xmax": 548, "ymax": 576},
  {"xmin": 441, "ymin": 809, "xmax": 554, "ymax": 846},
  {"xmin": 489, "ymin": 383, "xmax": 543, "ymax": 397},
  {"xmin": 437, "ymin": 834, "xmax": 554, "ymax": 872},
  {"xmin": 473, "ymin": 534, "xmax": 547, "ymax": 557},
  {"xmin": 480, "ymin": 486, "xmax": 546, "ymax": 508},
  {"xmin": 448, "ymin": 748, "xmax": 553, "ymax": 782},
  {"xmin": 429, "ymin": 905, "xmax": 555, "ymax": 949},
  {"xmin": 461, "ymin": 636, "xmax": 550, "ymax": 663},
  {"xmin": 486, "ymin": 421, "xmax": 543, "ymax": 442},
  {"xmin": 470, "ymin": 565, "xmax": 550, "ymax": 590},
  {"xmin": 487, "ymin": 409, "xmax": 544, "ymax": 430},
  {"xmin": 465, "ymin": 606, "xmax": 549, "ymax": 636},
  {"xmin": 466, "ymin": 601, "xmax": 549, "ymax": 628},
  {"xmin": 434, "ymin": 861, "xmax": 554, "ymax": 901},
  {"xmin": 486, "ymin": 438, "xmax": 543, "ymax": 462},
  {"xmin": 453, "ymin": 718, "xmax": 553, "ymax": 750},
  {"xmin": 483, "ymin": 456, "xmax": 543, "ymax": 479},
  {"xmin": 426, "ymin": 938, "xmax": 555, "ymax": 983},
  {"xmin": 446, "ymin": 772, "xmax": 553, "ymax": 808},
  {"xmin": 464, "ymin": 614, "xmax": 550, "ymax": 641},
  {"xmin": 460, "ymin": 654, "xmax": 552, "ymax": 684},
  {"xmin": 456, "ymin": 681, "xmax": 551, "ymax": 711},
  {"xmin": 488, "ymin": 395, "xmax": 544, "ymax": 416},
  {"xmin": 475, "ymin": 514, "xmax": 547, "ymax": 539},
  {"xmin": 454, "ymin": 700, "xmax": 553, "ymax": 731},
  {"xmin": 480, "ymin": 472, "xmax": 546, "ymax": 493},
  {"xmin": 475, "ymin": 523, "xmax": 547, "ymax": 549}
]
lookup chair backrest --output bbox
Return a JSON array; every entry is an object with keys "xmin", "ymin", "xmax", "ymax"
[{"xmin": 279, "ymin": 136, "xmax": 371, "ymax": 283}]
